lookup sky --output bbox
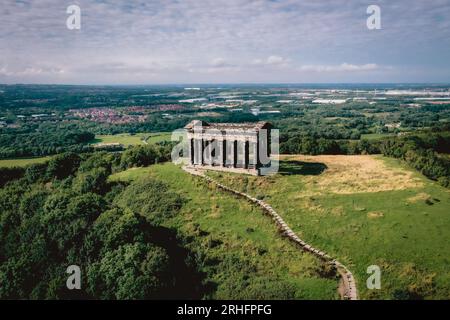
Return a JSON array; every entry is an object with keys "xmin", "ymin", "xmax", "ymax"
[{"xmin": 0, "ymin": 0, "xmax": 450, "ymax": 84}]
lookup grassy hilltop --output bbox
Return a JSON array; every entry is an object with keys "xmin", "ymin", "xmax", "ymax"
[
  {"xmin": 110, "ymin": 164, "xmax": 338, "ymax": 299},
  {"xmin": 111, "ymin": 156, "xmax": 450, "ymax": 300},
  {"xmin": 208, "ymin": 155, "xmax": 450, "ymax": 299}
]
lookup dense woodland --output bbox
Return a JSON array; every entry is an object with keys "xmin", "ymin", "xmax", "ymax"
[
  {"xmin": 0, "ymin": 124, "xmax": 94, "ymax": 158},
  {"xmin": 378, "ymin": 132, "xmax": 450, "ymax": 187},
  {"xmin": 0, "ymin": 146, "xmax": 213, "ymax": 299}
]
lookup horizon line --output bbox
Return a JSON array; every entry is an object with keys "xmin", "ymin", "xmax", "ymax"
[{"xmin": 2, "ymin": 82, "xmax": 450, "ymax": 87}]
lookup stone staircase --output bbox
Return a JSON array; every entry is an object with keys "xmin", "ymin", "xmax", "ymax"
[{"xmin": 183, "ymin": 166, "xmax": 358, "ymax": 300}]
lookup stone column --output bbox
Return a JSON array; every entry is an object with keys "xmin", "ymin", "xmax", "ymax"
[
  {"xmin": 202, "ymin": 139, "xmax": 206, "ymax": 165},
  {"xmin": 210, "ymin": 139, "xmax": 216, "ymax": 166},
  {"xmin": 207, "ymin": 140, "xmax": 213, "ymax": 166},
  {"xmin": 199, "ymin": 138, "xmax": 204, "ymax": 165},
  {"xmin": 244, "ymin": 140, "xmax": 249, "ymax": 169},
  {"xmin": 221, "ymin": 139, "xmax": 227, "ymax": 167},
  {"xmin": 189, "ymin": 138, "xmax": 195, "ymax": 165},
  {"xmin": 203, "ymin": 139, "xmax": 208, "ymax": 165},
  {"xmin": 193, "ymin": 138, "xmax": 199, "ymax": 164},
  {"xmin": 232, "ymin": 140, "xmax": 238, "ymax": 168}
]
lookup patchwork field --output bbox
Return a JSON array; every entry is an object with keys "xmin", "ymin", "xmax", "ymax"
[
  {"xmin": 208, "ymin": 155, "xmax": 450, "ymax": 299},
  {"xmin": 109, "ymin": 164, "xmax": 339, "ymax": 300}
]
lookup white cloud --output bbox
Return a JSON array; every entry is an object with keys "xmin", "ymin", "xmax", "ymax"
[
  {"xmin": 300, "ymin": 63, "xmax": 379, "ymax": 72},
  {"xmin": 0, "ymin": 65, "xmax": 64, "ymax": 76},
  {"xmin": 0, "ymin": 66, "xmax": 13, "ymax": 77},
  {"xmin": 210, "ymin": 58, "xmax": 228, "ymax": 67},
  {"xmin": 266, "ymin": 55, "xmax": 287, "ymax": 65},
  {"xmin": 251, "ymin": 55, "xmax": 290, "ymax": 67}
]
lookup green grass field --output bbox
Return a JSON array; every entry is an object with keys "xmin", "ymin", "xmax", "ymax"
[
  {"xmin": 0, "ymin": 156, "xmax": 51, "ymax": 168},
  {"xmin": 208, "ymin": 155, "xmax": 450, "ymax": 299},
  {"xmin": 110, "ymin": 164, "xmax": 339, "ymax": 300},
  {"xmin": 145, "ymin": 132, "xmax": 172, "ymax": 144},
  {"xmin": 360, "ymin": 133, "xmax": 396, "ymax": 140},
  {"xmin": 90, "ymin": 133, "xmax": 145, "ymax": 146},
  {"xmin": 90, "ymin": 132, "xmax": 171, "ymax": 146}
]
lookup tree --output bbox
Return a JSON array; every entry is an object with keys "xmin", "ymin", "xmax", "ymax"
[
  {"xmin": 119, "ymin": 145, "xmax": 170, "ymax": 169},
  {"xmin": 41, "ymin": 191, "xmax": 106, "ymax": 251},
  {"xmin": 46, "ymin": 152, "xmax": 81, "ymax": 180},
  {"xmin": 86, "ymin": 243, "xmax": 170, "ymax": 299},
  {"xmin": 24, "ymin": 163, "xmax": 48, "ymax": 183},
  {"xmin": 78, "ymin": 152, "xmax": 118, "ymax": 175},
  {"xmin": 72, "ymin": 167, "xmax": 109, "ymax": 195},
  {"xmin": 114, "ymin": 178, "xmax": 184, "ymax": 224},
  {"xmin": 82, "ymin": 208, "xmax": 146, "ymax": 259}
]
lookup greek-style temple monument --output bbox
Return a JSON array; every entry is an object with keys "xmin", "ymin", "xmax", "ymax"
[{"xmin": 184, "ymin": 120, "xmax": 272, "ymax": 176}]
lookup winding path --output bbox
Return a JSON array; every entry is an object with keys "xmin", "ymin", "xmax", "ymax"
[{"xmin": 183, "ymin": 166, "xmax": 358, "ymax": 300}]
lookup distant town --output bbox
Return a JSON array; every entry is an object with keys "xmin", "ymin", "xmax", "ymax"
[{"xmin": 1, "ymin": 85, "xmax": 449, "ymax": 134}]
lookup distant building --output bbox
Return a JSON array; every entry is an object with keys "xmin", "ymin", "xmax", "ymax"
[
  {"xmin": 385, "ymin": 123, "xmax": 401, "ymax": 129},
  {"xmin": 250, "ymin": 107, "xmax": 260, "ymax": 116},
  {"xmin": 276, "ymin": 100, "xmax": 293, "ymax": 103},
  {"xmin": 312, "ymin": 99, "xmax": 347, "ymax": 104},
  {"xmin": 179, "ymin": 98, "xmax": 207, "ymax": 103}
]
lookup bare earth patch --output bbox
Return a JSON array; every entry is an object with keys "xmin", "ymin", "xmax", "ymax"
[
  {"xmin": 407, "ymin": 192, "xmax": 432, "ymax": 203},
  {"xmin": 367, "ymin": 211, "xmax": 384, "ymax": 219},
  {"xmin": 280, "ymin": 155, "xmax": 423, "ymax": 194}
]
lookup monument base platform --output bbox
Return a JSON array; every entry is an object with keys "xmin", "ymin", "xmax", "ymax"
[{"xmin": 186, "ymin": 164, "xmax": 259, "ymax": 176}]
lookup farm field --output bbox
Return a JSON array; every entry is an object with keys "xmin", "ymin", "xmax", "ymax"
[
  {"xmin": 90, "ymin": 133, "xmax": 145, "ymax": 146},
  {"xmin": 90, "ymin": 132, "xmax": 171, "ymax": 146},
  {"xmin": 360, "ymin": 133, "xmax": 397, "ymax": 140},
  {"xmin": 207, "ymin": 155, "xmax": 450, "ymax": 299},
  {"xmin": 109, "ymin": 163, "xmax": 339, "ymax": 300},
  {"xmin": 145, "ymin": 132, "xmax": 172, "ymax": 144},
  {"xmin": 0, "ymin": 156, "xmax": 50, "ymax": 168}
]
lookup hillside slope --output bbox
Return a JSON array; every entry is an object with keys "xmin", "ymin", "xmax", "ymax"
[
  {"xmin": 110, "ymin": 164, "xmax": 338, "ymax": 299},
  {"xmin": 208, "ymin": 155, "xmax": 450, "ymax": 299}
]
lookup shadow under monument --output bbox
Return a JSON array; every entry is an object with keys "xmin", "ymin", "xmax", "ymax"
[{"xmin": 278, "ymin": 160, "xmax": 327, "ymax": 176}]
